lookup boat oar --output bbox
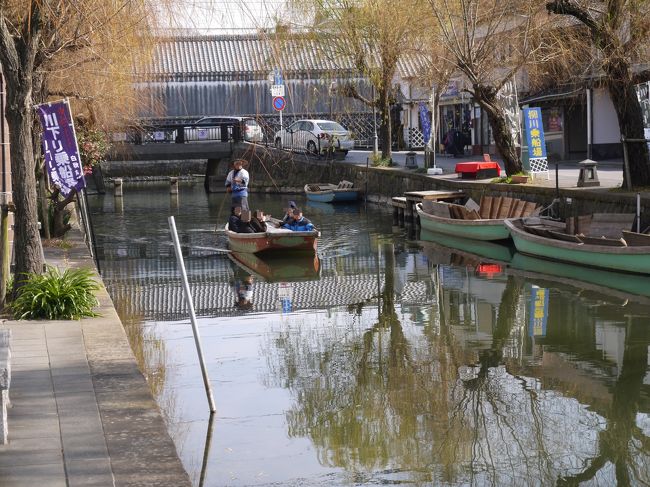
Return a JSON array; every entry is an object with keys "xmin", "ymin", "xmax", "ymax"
[
  {"xmin": 162, "ymin": 241, "xmax": 231, "ymax": 254},
  {"xmin": 214, "ymin": 189, "xmax": 230, "ymax": 233}
]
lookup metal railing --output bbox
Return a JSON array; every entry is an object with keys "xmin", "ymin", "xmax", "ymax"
[
  {"xmin": 116, "ymin": 111, "xmax": 379, "ymax": 149},
  {"xmin": 117, "ymin": 120, "xmax": 243, "ymax": 145},
  {"xmin": 272, "ymin": 129, "xmax": 322, "ymax": 155}
]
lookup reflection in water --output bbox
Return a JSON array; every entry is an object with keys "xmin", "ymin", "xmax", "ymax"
[
  {"xmin": 232, "ymin": 272, "xmax": 254, "ymax": 310},
  {"xmin": 89, "ymin": 184, "xmax": 650, "ymax": 486},
  {"xmin": 198, "ymin": 412, "xmax": 215, "ymax": 487}
]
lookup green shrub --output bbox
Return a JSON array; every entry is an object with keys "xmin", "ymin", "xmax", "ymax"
[
  {"xmin": 12, "ymin": 267, "xmax": 100, "ymax": 320},
  {"xmin": 370, "ymin": 153, "xmax": 393, "ymax": 167}
]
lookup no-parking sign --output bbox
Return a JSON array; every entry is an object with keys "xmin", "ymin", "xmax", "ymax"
[{"xmin": 273, "ymin": 96, "xmax": 286, "ymax": 111}]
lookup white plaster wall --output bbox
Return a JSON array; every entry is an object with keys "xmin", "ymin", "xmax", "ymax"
[{"xmin": 593, "ymin": 87, "xmax": 621, "ymax": 144}]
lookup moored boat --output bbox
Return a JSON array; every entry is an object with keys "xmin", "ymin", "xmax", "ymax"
[
  {"xmin": 226, "ymin": 218, "xmax": 319, "ymax": 254},
  {"xmin": 504, "ymin": 217, "xmax": 650, "ymax": 275},
  {"xmin": 415, "ymin": 195, "xmax": 540, "ymax": 242},
  {"xmin": 304, "ymin": 181, "xmax": 358, "ymax": 203}
]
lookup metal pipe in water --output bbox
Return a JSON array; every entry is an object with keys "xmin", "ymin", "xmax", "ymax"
[{"xmin": 168, "ymin": 216, "xmax": 217, "ymax": 413}]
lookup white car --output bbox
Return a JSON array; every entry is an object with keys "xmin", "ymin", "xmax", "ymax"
[{"xmin": 274, "ymin": 120, "xmax": 354, "ymax": 154}]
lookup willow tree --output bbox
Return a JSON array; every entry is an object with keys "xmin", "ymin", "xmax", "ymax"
[
  {"xmin": 429, "ymin": 0, "xmax": 549, "ymax": 175},
  {"xmin": 546, "ymin": 0, "xmax": 650, "ymax": 188},
  {"xmin": 0, "ymin": 1, "xmax": 160, "ymax": 289},
  {"xmin": 292, "ymin": 0, "xmax": 425, "ymax": 161}
]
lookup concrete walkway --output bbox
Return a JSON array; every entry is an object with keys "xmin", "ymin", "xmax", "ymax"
[
  {"xmin": 345, "ymin": 149, "xmax": 625, "ymax": 189},
  {"xmin": 0, "ymin": 231, "xmax": 191, "ymax": 486}
]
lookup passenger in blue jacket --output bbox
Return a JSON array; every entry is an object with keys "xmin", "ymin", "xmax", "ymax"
[{"xmin": 282, "ymin": 209, "xmax": 314, "ymax": 231}]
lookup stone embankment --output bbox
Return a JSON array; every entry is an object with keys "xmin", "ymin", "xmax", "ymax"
[{"xmin": 105, "ymin": 144, "xmax": 650, "ymax": 221}]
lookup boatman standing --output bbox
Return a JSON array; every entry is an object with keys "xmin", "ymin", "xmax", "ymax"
[{"xmin": 225, "ymin": 159, "xmax": 250, "ymax": 210}]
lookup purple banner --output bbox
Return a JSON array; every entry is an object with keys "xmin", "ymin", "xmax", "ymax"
[{"xmin": 36, "ymin": 100, "xmax": 85, "ymax": 197}]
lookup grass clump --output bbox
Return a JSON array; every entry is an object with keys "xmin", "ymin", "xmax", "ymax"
[
  {"xmin": 370, "ymin": 153, "xmax": 393, "ymax": 167},
  {"xmin": 12, "ymin": 267, "xmax": 100, "ymax": 320},
  {"xmin": 491, "ymin": 172, "xmax": 528, "ymax": 184}
]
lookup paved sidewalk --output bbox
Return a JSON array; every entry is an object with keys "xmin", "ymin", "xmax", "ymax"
[
  {"xmin": 0, "ymin": 231, "xmax": 191, "ymax": 487},
  {"xmin": 345, "ymin": 150, "xmax": 625, "ymax": 189}
]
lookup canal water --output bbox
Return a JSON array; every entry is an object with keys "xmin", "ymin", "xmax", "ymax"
[{"xmin": 89, "ymin": 183, "xmax": 650, "ymax": 487}]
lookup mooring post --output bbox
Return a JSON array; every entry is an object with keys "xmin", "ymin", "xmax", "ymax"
[
  {"xmin": 114, "ymin": 178, "xmax": 123, "ymax": 197},
  {"xmin": 170, "ymin": 176, "xmax": 179, "ymax": 195}
]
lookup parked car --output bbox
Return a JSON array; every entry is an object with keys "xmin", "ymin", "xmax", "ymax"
[
  {"xmin": 274, "ymin": 120, "xmax": 354, "ymax": 154},
  {"xmin": 183, "ymin": 116, "xmax": 264, "ymax": 143}
]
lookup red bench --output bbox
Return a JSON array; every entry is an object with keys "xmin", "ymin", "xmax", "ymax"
[{"xmin": 455, "ymin": 161, "xmax": 502, "ymax": 179}]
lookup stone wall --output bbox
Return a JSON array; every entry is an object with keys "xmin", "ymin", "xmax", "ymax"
[
  {"xmin": 103, "ymin": 145, "xmax": 650, "ymax": 229},
  {"xmin": 102, "ymin": 159, "xmax": 207, "ymax": 179}
]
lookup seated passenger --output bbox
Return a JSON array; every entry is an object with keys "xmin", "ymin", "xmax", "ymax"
[
  {"xmin": 236, "ymin": 209, "xmax": 255, "ymax": 233},
  {"xmin": 281, "ymin": 200, "xmax": 298, "ymax": 226},
  {"xmin": 228, "ymin": 206, "xmax": 242, "ymax": 232},
  {"xmin": 250, "ymin": 210, "xmax": 267, "ymax": 233},
  {"xmin": 282, "ymin": 209, "xmax": 314, "ymax": 231}
]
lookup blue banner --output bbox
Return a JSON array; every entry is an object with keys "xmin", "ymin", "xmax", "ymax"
[
  {"xmin": 528, "ymin": 285, "xmax": 549, "ymax": 337},
  {"xmin": 419, "ymin": 102, "xmax": 431, "ymax": 144},
  {"xmin": 274, "ymin": 68, "xmax": 283, "ymax": 86},
  {"xmin": 36, "ymin": 100, "xmax": 85, "ymax": 197},
  {"xmin": 523, "ymin": 107, "xmax": 547, "ymax": 160}
]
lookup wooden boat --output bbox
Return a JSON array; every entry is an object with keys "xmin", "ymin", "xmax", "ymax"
[
  {"xmin": 225, "ymin": 218, "xmax": 319, "ymax": 254},
  {"xmin": 229, "ymin": 252, "xmax": 321, "ymax": 282},
  {"xmin": 416, "ymin": 195, "xmax": 540, "ymax": 241},
  {"xmin": 504, "ymin": 217, "xmax": 650, "ymax": 275},
  {"xmin": 304, "ymin": 180, "xmax": 358, "ymax": 203}
]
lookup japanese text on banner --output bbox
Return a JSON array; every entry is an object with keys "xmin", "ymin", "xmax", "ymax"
[
  {"xmin": 36, "ymin": 100, "xmax": 85, "ymax": 197},
  {"xmin": 523, "ymin": 107, "xmax": 548, "ymax": 160}
]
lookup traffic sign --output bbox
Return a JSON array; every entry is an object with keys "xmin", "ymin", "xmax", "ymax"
[
  {"xmin": 273, "ymin": 96, "xmax": 286, "ymax": 111},
  {"xmin": 271, "ymin": 84, "xmax": 285, "ymax": 97}
]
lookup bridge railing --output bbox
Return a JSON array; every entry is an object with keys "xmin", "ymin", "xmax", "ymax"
[{"xmin": 116, "ymin": 119, "xmax": 243, "ymax": 145}]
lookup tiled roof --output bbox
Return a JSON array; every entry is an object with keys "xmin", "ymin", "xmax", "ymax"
[{"xmin": 145, "ymin": 34, "xmax": 426, "ymax": 81}]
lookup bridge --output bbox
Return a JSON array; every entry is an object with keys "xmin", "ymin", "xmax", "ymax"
[{"xmin": 106, "ymin": 118, "xmax": 347, "ymax": 192}]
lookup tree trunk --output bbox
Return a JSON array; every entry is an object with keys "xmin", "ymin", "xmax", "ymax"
[
  {"xmin": 606, "ymin": 61, "xmax": 650, "ymax": 188},
  {"xmin": 474, "ymin": 84, "xmax": 522, "ymax": 175},
  {"xmin": 50, "ymin": 190, "xmax": 74, "ymax": 238},
  {"xmin": 379, "ymin": 85, "xmax": 392, "ymax": 161},
  {"xmin": 5, "ymin": 85, "xmax": 44, "ymax": 288},
  {"xmin": 38, "ymin": 171, "xmax": 51, "ymax": 240}
]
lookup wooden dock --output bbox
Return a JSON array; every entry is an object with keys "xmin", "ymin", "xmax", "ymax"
[{"xmin": 392, "ymin": 190, "xmax": 465, "ymax": 226}]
